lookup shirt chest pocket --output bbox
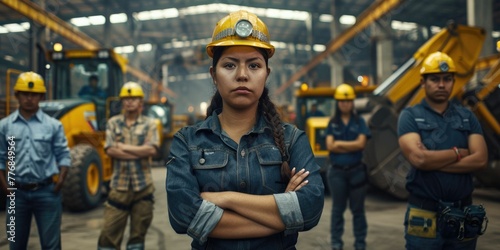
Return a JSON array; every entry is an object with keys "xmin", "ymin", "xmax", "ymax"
[
  {"xmin": 416, "ymin": 119, "xmax": 440, "ymax": 149},
  {"xmin": 348, "ymin": 124, "xmax": 360, "ymax": 134},
  {"xmin": 416, "ymin": 119, "xmax": 439, "ymax": 133},
  {"xmin": 134, "ymin": 130, "xmax": 146, "ymax": 145},
  {"xmin": 33, "ymin": 134, "xmax": 51, "ymax": 155},
  {"xmin": 450, "ymin": 118, "xmax": 471, "ymax": 134},
  {"xmin": 256, "ymin": 147, "xmax": 284, "ymax": 193},
  {"xmin": 191, "ymin": 149, "xmax": 229, "ymax": 191},
  {"xmin": 330, "ymin": 124, "xmax": 342, "ymax": 137}
]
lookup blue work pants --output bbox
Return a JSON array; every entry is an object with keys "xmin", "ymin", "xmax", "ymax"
[
  {"xmin": 327, "ymin": 164, "xmax": 367, "ymax": 250},
  {"xmin": 6, "ymin": 183, "xmax": 62, "ymax": 250}
]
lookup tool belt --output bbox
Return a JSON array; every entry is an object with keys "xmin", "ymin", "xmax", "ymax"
[
  {"xmin": 14, "ymin": 178, "xmax": 53, "ymax": 191},
  {"xmin": 408, "ymin": 194, "xmax": 488, "ymax": 240},
  {"xmin": 332, "ymin": 162, "xmax": 362, "ymax": 170},
  {"xmin": 408, "ymin": 194, "xmax": 472, "ymax": 211}
]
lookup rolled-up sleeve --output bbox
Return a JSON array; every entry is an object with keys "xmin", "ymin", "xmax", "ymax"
[
  {"xmin": 146, "ymin": 119, "xmax": 160, "ymax": 148},
  {"xmin": 187, "ymin": 200, "xmax": 224, "ymax": 243},
  {"xmin": 286, "ymin": 128, "xmax": 325, "ymax": 232},
  {"xmin": 104, "ymin": 119, "xmax": 116, "ymax": 150},
  {"xmin": 274, "ymin": 192, "xmax": 303, "ymax": 235}
]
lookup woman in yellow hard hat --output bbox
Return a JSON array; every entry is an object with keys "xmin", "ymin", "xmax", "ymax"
[
  {"xmin": 166, "ymin": 10, "xmax": 325, "ymax": 249},
  {"xmin": 326, "ymin": 83, "xmax": 371, "ymax": 250}
]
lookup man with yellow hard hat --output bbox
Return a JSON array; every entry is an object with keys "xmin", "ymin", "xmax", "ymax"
[
  {"xmin": 0, "ymin": 71, "xmax": 71, "ymax": 250},
  {"xmin": 398, "ymin": 52, "xmax": 488, "ymax": 249},
  {"xmin": 97, "ymin": 82, "xmax": 159, "ymax": 250}
]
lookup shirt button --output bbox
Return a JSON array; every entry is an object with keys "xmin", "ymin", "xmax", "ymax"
[
  {"xmin": 199, "ymin": 158, "xmax": 205, "ymax": 164},
  {"xmin": 240, "ymin": 150, "xmax": 246, "ymax": 157},
  {"xmin": 239, "ymin": 181, "xmax": 246, "ymax": 189}
]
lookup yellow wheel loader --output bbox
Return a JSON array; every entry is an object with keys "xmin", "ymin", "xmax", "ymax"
[{"xmin": 40, "ymin": 49, "xmax": 176, "ymax": 211}]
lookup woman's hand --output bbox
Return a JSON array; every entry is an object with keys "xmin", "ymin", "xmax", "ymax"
[{"xmin": 285, "ymin": 167, "xmax": 309, "ymax": 192}]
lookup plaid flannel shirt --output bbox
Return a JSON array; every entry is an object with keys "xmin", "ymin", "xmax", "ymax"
[{"xmin": 105, "ymin": 114, "xmax": 159, "ymax": 191}]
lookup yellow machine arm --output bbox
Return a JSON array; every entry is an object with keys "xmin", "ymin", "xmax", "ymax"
[{"xmin": 374, "ymin": 22, "xmax": 486, "ymax": 109}]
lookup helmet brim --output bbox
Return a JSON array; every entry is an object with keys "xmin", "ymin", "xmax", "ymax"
[{"xmin": 206, "ymin": 40, "xmax": 275, "ymax": 58}]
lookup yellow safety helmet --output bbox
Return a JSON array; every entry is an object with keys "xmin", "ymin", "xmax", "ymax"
[
  {"xmin": 13, "ymin": 71, "xmax": 46, "ymax": 93},
  {"xmin": 119, "ymin": 82, "xmax": 144, "ymax": 98},
  {"xmin": 206, "ymin": 10, "xmax": 275, "ymax": 58},
  {"xmin": 334, "ymin": 83, "xmax": 356, "ymax": 100},
  {"xmin": 420, "ymin": 51, "xmax": 457, "ymax": 75}
]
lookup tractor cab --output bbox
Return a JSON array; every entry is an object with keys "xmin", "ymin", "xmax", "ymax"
[{"xmin": 42, "ymin": 49, "xmax": 125, "ymax": 131}]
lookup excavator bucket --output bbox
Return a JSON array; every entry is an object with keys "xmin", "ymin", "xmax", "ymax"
[{"xmin": 363, "ymin": 22, "xmax": 486, "ymax": 199}]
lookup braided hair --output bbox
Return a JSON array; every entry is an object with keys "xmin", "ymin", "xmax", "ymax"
[{"xmin": 206, "ymin": 46, "xmax": 291, "ymax": 182}]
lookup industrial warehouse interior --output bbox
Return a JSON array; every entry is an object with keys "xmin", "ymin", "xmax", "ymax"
[{"xmin": 1, "ymin": 0, "xmax": 499, "ymax": 249}]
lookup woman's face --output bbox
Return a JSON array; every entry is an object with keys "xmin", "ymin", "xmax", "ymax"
[
  {"xmin": 338, "ymin": 100, "xmax": 354, "ymax": 114},
  {"xmin": 210, "ymin": 46, "xmax": 270, "ymax": 110}
]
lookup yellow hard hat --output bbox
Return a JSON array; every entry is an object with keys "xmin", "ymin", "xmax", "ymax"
[
  {"xmin": 206, "ymin": 10, "xmax": 275, "ymax": 58},
  {"xmin": 420, "ymin": 51, "xmax": 457, "ymax": 75},
  {"xmin": 334, "ymin": 83, "xmax": 356, "ymax": 100},
  {"xmin": 119, "ymin": 82, "xmax": 144, "ymax": 98},
  {"xmin": 14, "ymin": 71, "xmax": 46, "ymax": 93}
]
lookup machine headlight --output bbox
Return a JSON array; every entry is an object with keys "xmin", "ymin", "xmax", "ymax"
[{"xmin": 98, "ymin": 50, "xmax": 109, "ymax": 58}]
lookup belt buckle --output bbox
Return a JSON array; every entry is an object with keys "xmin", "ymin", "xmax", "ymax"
[{"xmin": 21, "ymin": 183, "xmax": 40, "ymax": 191}]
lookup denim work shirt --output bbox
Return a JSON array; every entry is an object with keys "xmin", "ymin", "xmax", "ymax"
[
  {"xmin": 105, "ymin": 114, "xmax": 159, "ymax": 192},
  {"xmin": 326, "ymin": 116, "xmax": 371, "ymax": 166},
  {"xmin": 0, "ymin": 109, "xmax": 71, "ymax": 183},
  {"xmin": 397, "ymin": 99, "xmax": 483, "ymax": 202},
  {"xmin": 166, "ymin": 111, "xmax": 324, "ymax": 250}
]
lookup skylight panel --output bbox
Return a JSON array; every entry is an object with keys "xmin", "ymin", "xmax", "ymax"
[
  {"xmin": 89, "ymin": 15, "xmax": 106, "ymax": 25},
  {"xmin": 110, "ymin": 13, "xmax": 128, "ymax": 23},
  {"xmin": 3, "ymin": 23, "xmax": 26, "ymax": 32},
  {"xmin": 70, "ymin": 17, "xmax": 90, "ymax": 27}
]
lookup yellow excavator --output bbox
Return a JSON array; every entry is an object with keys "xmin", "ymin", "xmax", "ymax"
[
  {"xmin": 462, "ymin": 47, "xmax": 500, "ymax": 190},
  {"xmin": 2, "ymin": 48, "xmax": 176, "ymax": 212}
]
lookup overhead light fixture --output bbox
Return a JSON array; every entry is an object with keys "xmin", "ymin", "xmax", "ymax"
[{"xmin": 53, "ymin": 43, "xmax": 63, "ymax": 52}]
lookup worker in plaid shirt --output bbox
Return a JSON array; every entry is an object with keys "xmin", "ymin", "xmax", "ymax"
[{"xmin": 98, "ymin": 82, "xmax": 159, "ymax": 250}]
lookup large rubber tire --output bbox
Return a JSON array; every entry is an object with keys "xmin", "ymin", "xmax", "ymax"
[{"xmin": 62, "ymin": 144, "xmax": 103, "ymax": 212}]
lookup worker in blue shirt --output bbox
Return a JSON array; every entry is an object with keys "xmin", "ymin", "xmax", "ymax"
[
  {"xmin": 306, "ymin": 103, "xmax": 326, "ymax": 119},
  {"xmin": 78, "ymin": 74, "xmax": 107, "ymax": 99},
  {"xmin": 326, "ymin": 83, "xmax": 371, "ymax": 250},
  {"xmin": 398, "ymin": 52, "xmax": 488, "ymax": 249},
  {"xmin": 0, "ymin": 71, "xmax": 71, "ymax": 250}
]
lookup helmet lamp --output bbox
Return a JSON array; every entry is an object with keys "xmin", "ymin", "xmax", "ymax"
[{"xmin": 235, "ymin": 19, "xmax": 253, "ymax": 38}]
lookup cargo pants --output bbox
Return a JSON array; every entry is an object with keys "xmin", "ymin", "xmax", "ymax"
[{"xmin": 98, "ymin": 184, "xmax": 154, "ymax": 250}]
